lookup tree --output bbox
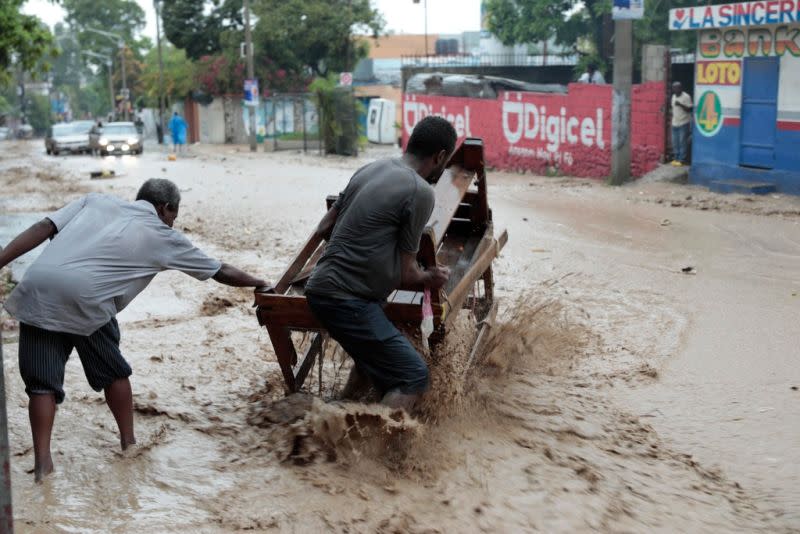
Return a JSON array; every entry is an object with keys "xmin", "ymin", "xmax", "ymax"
[
  {"xmin": 162, "ymin": 0, "xmax": 243, "ymax": 61},
  {"xmin": 485, "ymin": 0, "xmax": 733, "ymax": 76},
  {"xmin": 61, "ymin": 0, "xmax": 148, "ymax": 57},
  {"xmin": 486, "ymin": 0, "xmax": 613, "ymax": 62},
  {"xmin": 139, "ymin": 44, "xmax": 196, "ymax": 107},
  {"xmin": 0, "ymin": 1, "xmax": 56, "ymax": 86},
  {"xmin": 51, "ymin": 23, "xmax": 85, "ymax": 88},
  {"xmin": 251, "ymin": 0, "xmax": 384, "ymax": 76}
]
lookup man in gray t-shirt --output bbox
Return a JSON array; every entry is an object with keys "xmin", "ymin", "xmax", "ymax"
[
  {"xmin": 306, "ymin": 116, "xmax": 456, "ymax": 412},
  {"xmin": 0, "ymin": 178, "xmax": 267, "ymax": 482}
]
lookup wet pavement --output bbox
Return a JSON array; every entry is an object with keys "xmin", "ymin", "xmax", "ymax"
[{"xmin": 1, "ymin": 140, "xmax": 799, "ymax": 532}]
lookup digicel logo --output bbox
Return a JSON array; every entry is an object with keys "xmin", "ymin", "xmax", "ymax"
[
  {"xmin": 404, "ymin": 94, "xmax": 605, "ymax": 154},
  {"xmin": 404, "ymin": 99, "xmax": 473, "ymax": 138},
  {"xmin": 502, "ymin": 99, "xmax": 605, "ymax": 152}
]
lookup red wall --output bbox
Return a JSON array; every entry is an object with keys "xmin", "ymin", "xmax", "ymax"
[{"xmin": 402, "ymin": 82, "xmax": 666, "ymax": 179}]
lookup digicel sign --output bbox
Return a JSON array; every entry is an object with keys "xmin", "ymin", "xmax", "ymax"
[
  {"xmin": 696, "ymin": 61, "xmax": 742, "ymax": 85},
  {"xmin": 403, "ymin": 86, "xmax": 612, "ymax": 177}
]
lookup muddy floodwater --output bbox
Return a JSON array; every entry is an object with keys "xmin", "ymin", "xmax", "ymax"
[{"xmin": 0, "ymin": 140, "xmax": 798, "ymax": 532}]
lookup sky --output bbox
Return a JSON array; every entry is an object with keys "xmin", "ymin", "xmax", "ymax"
[{"xmin": 22, "ymin": 0, "xmax": 484, "ymax": 41}]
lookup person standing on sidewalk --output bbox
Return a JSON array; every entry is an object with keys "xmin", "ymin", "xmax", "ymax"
[
  {"xmin": 0, "ymin": 179, "xmax": 268, "ymax": 482},
  {"xmin": 671, "ymin": 82, "xmax": 693, "ymax": 166}
]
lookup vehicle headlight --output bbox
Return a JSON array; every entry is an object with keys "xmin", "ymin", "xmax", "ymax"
[
  {"xmin": 99, "ymin": 137, "xmax": 109, "ymax": 146},
  {"xmin": 127, "ymin": 138, "xmax": 138, "ymax": 145}
]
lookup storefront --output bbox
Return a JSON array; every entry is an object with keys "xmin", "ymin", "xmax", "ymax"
[{"xmin": 670, "ymin": 1, "xmax": 800, "ymax": 194}]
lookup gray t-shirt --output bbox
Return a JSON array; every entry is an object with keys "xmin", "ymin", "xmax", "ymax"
[
  {"xmin": 305, "ymin": 158, "xmax": 435, "ymax": 301},
  {"xmin": 4, "ymin": 193, "xmax": 222, "ymax": 336}
]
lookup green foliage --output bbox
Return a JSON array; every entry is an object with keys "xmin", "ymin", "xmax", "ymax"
[
  {"xmin": 139, "ymin": 44, "xmax": 196, "ymax": 107},
  {"xmin": 485, "ymin": 0, "xmax": 611, "ymax": 60},
  {"xmin": 26, "ymin": 93, "xmax": 52, "ymax": 134},
  {"xmin": 251, "ymin": 0, "xmax": 384, "ymax": 76},
  {"xmin": 162, "ymin": 0, "xmax": 242, "ymax": 61},
  {"xmin": 310, "ymin": 74, "xmax": 360, "ymax": 156},
  {"xmin": 0, "ymin": 1, "xmax": 57, "ymax": 86},
  {"xmin": 62, "ymin": 0, "xmax": 149, "ymax": 60}
]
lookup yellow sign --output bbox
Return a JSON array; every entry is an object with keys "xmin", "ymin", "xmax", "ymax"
[{"xmin": 696, "ymin": 61, "xmax": 741, "ymax": 86}]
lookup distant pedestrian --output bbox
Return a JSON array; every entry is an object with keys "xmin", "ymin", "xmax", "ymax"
[
  {"xmin": 578, "ymin": 63, "xmax": 606, "ymax": 84},
  {"xmin": 168, "ymin": 112, "xmax": 187, "ymax": 154},
  {"xmin": 671, "ymin": 82, "xmax": 693, "ymax": 166}
]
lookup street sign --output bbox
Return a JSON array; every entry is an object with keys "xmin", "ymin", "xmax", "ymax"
[
  {"xmin": 339, "ymin": 72, "xmax": 353, "ymax": 86},
  {"xmin": 613, "ymin": 0, "xmax": 644, "ymax": 20},
  {"xmin": 244, "ymin": 79, "xmax": 259, "ymax": 106}
]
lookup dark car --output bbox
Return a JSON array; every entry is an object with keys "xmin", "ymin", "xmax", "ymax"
[
  {"xmin": 45, "ymin": 121, "xmax": 94, "ymax": 155},
  {"xmin": 90, "ymin": 122, "xmax": 143, "ymax": 156}
]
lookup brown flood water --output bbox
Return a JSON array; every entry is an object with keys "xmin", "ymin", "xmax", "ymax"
[{"xmin": 0, "ymin": 141, "xmax": 798, "ymax": 532}]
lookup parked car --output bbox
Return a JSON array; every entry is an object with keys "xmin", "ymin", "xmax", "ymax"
[
  {"xmin": 0, "ymin": 127, "xmax": 10, "ymax": 140},
  {"xmin": 16, "ymin": 124, "xmax": 33, "ymax": 139},
  {"xmin": 45, "ymin": 121, "xmax": 95, "ymax": 155},
  {"xmin": 90, "ymin": 121, "xmax": 143, "ymax": 156}
]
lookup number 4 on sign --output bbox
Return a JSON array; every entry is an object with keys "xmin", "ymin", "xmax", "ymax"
[{"xmin": 699, "ymin": 94, "xmax": 718, "ymax": 130}]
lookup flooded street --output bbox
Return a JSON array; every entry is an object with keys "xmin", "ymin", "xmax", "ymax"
[{"xmin": 1, "ymin": 139, "xmax": 799, "ymax": 532}]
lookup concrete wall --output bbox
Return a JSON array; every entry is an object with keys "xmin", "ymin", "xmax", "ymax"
[
  {"xmin": 690, "ymin": 23, "xmax": 800, "ymax": 194},
  {"xmin": 402, "ymin": 82, "xmax": 666, "ymax": 178},
  {"xmin": 197, "ymin": 99, "xmax": 226, "ymax": 144},
  {"xmin": 642, "ymin": 45, "xmax": 669, "ymax": 82}
]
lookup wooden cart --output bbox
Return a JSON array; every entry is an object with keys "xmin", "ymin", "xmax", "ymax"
[{"xmin": 255, "ymin": 138, "xmax": 508, "ymax": 394}]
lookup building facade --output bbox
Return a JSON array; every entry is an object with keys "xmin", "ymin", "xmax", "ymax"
[{"xmin": 670, "ymin": 1, "xmax": 800, "ymax": 194}]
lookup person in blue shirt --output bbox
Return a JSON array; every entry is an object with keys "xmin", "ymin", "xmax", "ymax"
[{"xmin": 168, "ymin": 111, "xmax": 188, "ymax": 153}]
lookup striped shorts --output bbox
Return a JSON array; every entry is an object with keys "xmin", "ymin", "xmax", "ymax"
[{"xmin": 18, "ymin": 318, "xmax": 132, "ymax": 404}]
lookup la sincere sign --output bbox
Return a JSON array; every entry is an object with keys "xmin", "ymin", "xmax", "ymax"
[{"xmin": 670, "ymin": 1, "xmax": 800, "ymax": 29}]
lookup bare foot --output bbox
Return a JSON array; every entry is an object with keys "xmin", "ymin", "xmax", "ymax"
[{"xmin": 33, "ymin": 457, "xmax": 54, "ymax": 483}]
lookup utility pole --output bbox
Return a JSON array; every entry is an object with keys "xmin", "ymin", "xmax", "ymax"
[
  {"xmin": 610, "ymin": 19, "xmax": 633, "ymax": 185},
  {"xmin": 244, "ymin": 0, "xmax": 257, "ymax": 152},
  {"xmin": 155, "ymin": 0, "xmax": 166, "ymax": 144},
  {"xmin": 120, "ymin": 43, "xmax": 128, "ymax": 121}
]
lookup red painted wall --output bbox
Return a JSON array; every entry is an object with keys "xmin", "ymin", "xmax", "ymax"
[{"xmin": 402, "ymin": 82, "xmax": 666, "ymax": 178}]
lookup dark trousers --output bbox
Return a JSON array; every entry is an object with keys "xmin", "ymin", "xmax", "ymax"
[
  {"xmin": 306, "ymin": 294, "xmax": 429, "ymax": 395},
  {"xmin": 18, "ymin": 318, "xmax": 132, "ymax": 404}
]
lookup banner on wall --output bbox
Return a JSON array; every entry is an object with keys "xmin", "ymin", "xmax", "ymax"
[{"xmin": 670, "ymin": 1, "xmax": 800, "ymax": 30}]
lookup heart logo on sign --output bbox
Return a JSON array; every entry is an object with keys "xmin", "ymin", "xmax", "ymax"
[{"xmin": 673, "ymin": 8, "xmax": 686, "ymax": 29}]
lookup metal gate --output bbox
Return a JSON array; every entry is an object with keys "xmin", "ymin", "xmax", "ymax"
[
  {"xmin": 263, "ymin": 93, "xmax": 321, "ymax": 153},
  {"xmin": 740, "ymin": 57, "xmax": 779, "ymax": 169}
]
